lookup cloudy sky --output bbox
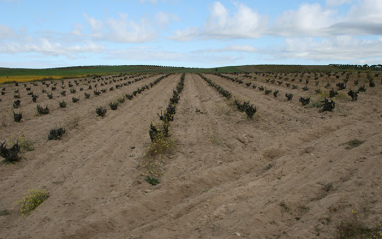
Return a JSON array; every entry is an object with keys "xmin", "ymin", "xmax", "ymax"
[{"xmin": 0, "ymin": 0, "xmax": 381, "ymax": 68}]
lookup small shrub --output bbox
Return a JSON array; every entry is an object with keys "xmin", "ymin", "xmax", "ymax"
[
  {"xmin": 48, "ymin": 127, "xmax": 66, "ymax": 140},
  {"xmin": 84, "ymin": 92, "xmax": 90, "ymax": 99},
  {"xmin": 348, "ymin": 89, "xmax": 358, "ymax": 101},
  {"xmin": 72, "ymin": 97, "xmax": 79, "ymax": 103},
  {"xmin": 330, "ymin": 89, "xmax": 338, "ymax": 98},
  {"xmin": 109, "ymin": 102, "xmax": 118, "ymax": 110},
  {"xmin": 16, "ymin": 187, "xmax": 50, "ymax": 216},
  {"xmin": 32, "ymin": 94, "xmax": 38, "ymax": 102},
  {"xmin": 336, "ymin": 82, "xmax": 346, "ymax": 90},
  {"xmin": 149, "ymin": 123, "xmax": 169, "ymax": 143},
  {"xmin": 234, "ymin": 100, "xmax": 256, "ymax": 118},
  {"xmin": 369, "ymin": 78, "xmax": 375, "ymax": 87},
  {"xmin": 264, "ymin": 89, "xmax": 272, "ymax": 95},
  {"xmin": 299, "ymin": 97, "xmax": 311, "ymax": 106},
  {"xmin": 13, "ymin": 100, "xmax": 21, "ymax": 108},
  {"xmin": 321, "ymin": 98, "xmax": 335, "ymax": 112},
  {"xmin": 94, "ymin": 89, "xmax": 101, "ymax": 96},
  {"xmin": 37, "ymin": 105, "xmax": 49, "ymax": 115},
  {"xmin": 158, "ymin": 105, "xmax": 175, "ymax": 123},
  {"xmin": 13, "ymin": 112, "xmax": 22, "ymax": 122},
  {"xmin": 96, "ymin": 107, "xmax": 107, "ymax": 117},
  {"xmin": 358, "ymin": 85, "xmax": 366, "ymax": 92},
  {"xmin": 125, "ymin": 94, "xmax": 133, "ymax": 100},
  {"xmin": 59, "ymin": 101, "xmax": 67, "ymax": 108},
  {"xmin": 0, "ymin": 141, "xmax": 20, "ymax": 163},
  {"xmin": 285, "ymin": 93, "xmax": 293, "ymax": 101}
]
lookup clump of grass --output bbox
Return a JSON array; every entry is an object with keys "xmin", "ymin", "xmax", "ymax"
[
  {"xmin": 142, "ymin": 127, "xmax": 176, "ymax": 178},
  {"xmin": 9, "ymin": 131, "xmax": 34, "ymax": 152},
  {"xmin": 209, "ymin": 133, "xmax": 224, "ymax": 146},
  {"xmin": 335, "ymin": 217, "xmax": 382, "ymax": 239},
  {"xmin": 309, "ymin": 91, "xmax": 328, "ymax": 108},
  {"xmin": 147, "ymin": 130, "xmax": 175, "ymax": 157},
  {"xmin": 117, "ymin": 95, "xmax": 125, "ymax": 104},
  {"xmin": 145, "ymin": 176, "xmax": 159, "ymax": 185},
  {"xmin": 323, "ymin": 182, "xmax": 334, "ymax": 192},
  {"xmin": 0, "ymin": 209, "xmax": 9, "ymax": 216},
  {"xmin": 15, "ymin": 187, "xmax": 50, "ymax": 216},
  {"xmin": 0, "ymin": 202, "xmax": 9, "ymax": 216},
  {"xmin": 346, "ymin": 139, "xmax": 365, "ymax": 149}
]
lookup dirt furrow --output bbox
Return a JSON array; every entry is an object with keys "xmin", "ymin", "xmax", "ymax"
[
  {"xmin": 0, "ymin": 74, "xmax": 159, "ymax": 143},
  {"xmin": 0, "ymin": 74, "xmax": 180, "ymax": 239}
]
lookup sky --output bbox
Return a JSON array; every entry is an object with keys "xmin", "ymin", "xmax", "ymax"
[{"xmin": 0, "ymin": 0, "xmax": 381, "ymax": 68}]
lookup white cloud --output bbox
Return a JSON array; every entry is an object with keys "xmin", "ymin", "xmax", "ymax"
[
  {"xmin": 271, "ymin": 36, "xmax": 382, "ymax": 61},
  {"xmin": 327, "ymin": 0, "xmax": 382, "ymax": 35},
  {"xmin": 0, "ymin": 24, "xmax": 15, "ymax": 39},
  {"xmin": 170, "ymin": 1, "xmax": 267, "ymax": 41},
  {"xmin": 326, "ymin": 0, "xmax": 353, "ymax": 6},
  {"xmin": 348, "ymin": 0, "xmax": 382, "ymax": 22},
  {"xmin": 139, "ymin": 0, "xmax": 166, "ymax": 3},
  {"xmin": 171, "ymin": 0, "xmax": 382, "ymax": 42},
  {"xmin": 106, "ymin": 46, "xmax": 239, "ymax": 66},
  {"xmin": 83, "ymin": 13, "xmax": 104, "ymax": 37},
  {"xmin": 106, "ymin": 13, "xmax": 156, "ymax": 42},
  {"xmin": 170, "ymin": 27, "xmax": 199, "ymax": 41},
  {"xmin": 82, "ymin": 13, "xmax": 157, "ymax": 43},
  {"xmin": 194, "ymin": 45, "xmax": 258, "ymax": 54},
  {"xmin": 71, "ymin": 23, "xmax": 84, "ymax": 36},
  {"xmin": 0, "ymin": 38, "xmax": 104, "ymax": 57},
  {"xmin": 272, "ymin": 3, "xmax": 337, "ymax": 37},
  {"xmin": 155, "ymin": 12, "xmax": 179, "ymax": 27},
  {"xmin": 190, "ymin": 36, "xmax": 382, "ymax": 64},
  {"xmin": 203, "ymin": 2, "xmax": 267, "ymax": 39}
]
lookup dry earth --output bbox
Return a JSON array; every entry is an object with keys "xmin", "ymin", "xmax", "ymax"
[{"xmin": 0, "ymin": 72, "xmax": 381, "ymax": 239}]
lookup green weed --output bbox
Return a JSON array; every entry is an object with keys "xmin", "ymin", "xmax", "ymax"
[
  {"xmin": 9, "ymin": 131, "xmax": 34, "ymax": 152},
  {"xmin": 15, "ymin": 187, "xmax": 50, "ymax": 216},
  {"xmin": 346, "ymin": 139, "xmax": 365, "ymax": 149}
]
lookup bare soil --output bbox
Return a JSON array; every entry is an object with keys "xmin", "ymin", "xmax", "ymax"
[{"xmin": 0, "ymin": 72, "xmax": 381, "ymax": 239}]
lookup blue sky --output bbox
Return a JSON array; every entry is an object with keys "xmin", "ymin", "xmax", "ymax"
[{"xmin": 0, "ymin": 0, "xmax": 381, "ymax": 68}]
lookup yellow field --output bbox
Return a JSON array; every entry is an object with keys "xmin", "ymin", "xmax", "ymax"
[{"xmin": 0, "ymin": 75, "xmax": 86, "ymax": 84}]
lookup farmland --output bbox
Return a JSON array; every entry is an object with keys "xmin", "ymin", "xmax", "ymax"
[{"xmin": 0, "ymin": 66, "xmax": 382, "ymax": 238}]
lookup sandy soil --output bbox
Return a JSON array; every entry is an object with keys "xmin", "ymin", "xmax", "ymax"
[{"xmin": 0, "ymin": 72, "xmax": 381, "ymax": 239}]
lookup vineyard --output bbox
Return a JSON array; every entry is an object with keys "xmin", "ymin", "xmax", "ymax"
[{"xmin": 0, "ymin": 69, "xmax": 381, "ymax": 238}]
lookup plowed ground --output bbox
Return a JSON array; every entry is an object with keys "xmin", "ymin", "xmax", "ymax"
[{"xmin": 1, "ymin": 73, "xmax": 381, "ymax": 239}]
